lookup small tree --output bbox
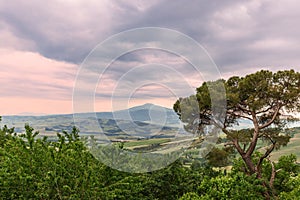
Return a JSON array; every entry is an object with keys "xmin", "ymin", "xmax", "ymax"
[{"xmin": 174, "ymin": 70, "xmax": 300, "ymax": 196}]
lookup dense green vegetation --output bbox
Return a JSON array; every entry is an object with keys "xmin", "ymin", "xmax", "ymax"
[
  {"xmin": 0, "ymin": 123, "xmax": 207, "ymax": 199},
  {"xmin": 0, "ymin": 121, "xmax": 300, "ymax": 199}
]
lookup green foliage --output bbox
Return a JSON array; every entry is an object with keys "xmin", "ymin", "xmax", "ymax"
[
  {"xmin": 205, "ymin": 147, "xmax": 234, "ymax": 167},
  {"xmin": 0, "ymin": 122, "xmax": 299, "ymax": 199},
  {"xmin": 0, "ymin": 123, "xmax": 217, "ymax": 199},
  {"xmin": 145, "ymin": 161, "xmax": 212, "ymax": 200},
  {"xmin": 279, "ymin": 174, "xmax": 300, "ymax": 199},
  {"xmin": 273, "ymin": 154, "xmax": 299, "ymax": 193},
  {"xmin": 0, "ymin": 125, "xmax": 108, "ymax": 199},
  {"xmin": 196, "ymin": 173, "xmax": 265, "ymax": 200},
  {"xmin": 232, "ymin": 153, "xmax": 299, "ymax": 197},
  {"xmin": 179, "ymin": 192, "xmax": 201, "ymax": 200},
  {"xmin": 179, "ymin": 172, "xmax": 267, "ymax": 200},
  {"xmin": 100, "ymin": 160, "xmax": 216, "ymax": 200}
]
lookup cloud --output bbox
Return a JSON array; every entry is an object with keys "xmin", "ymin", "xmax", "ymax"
[
  {"xmin": 1, "ymin": 0, "xmax": 300, "ymax": 68},
  {"xmin": 0, "ymin": 97, "xmax": 73, "ymax": 116},
  {"xmin": 2, "ymin": 0, "xmax": 299, "ymax": 72},
  {"xmin": 204, "ymin": 0, "xmax": 300, "ymax": 73},
  {"xmin": 125, "ymin": 0, "xmax": 300, "ymax": 74},
  {"xmin": 0, "ymin": 20, "xmax": 36, "ymax": 51},
  {"xmin": 0, "ymin": 49, "xmax": 76, "ymax": 99},
  {"xmin": 74, "ymin": 47, "xmax": 202, "ymax": 112},
  {"xmin": 81, "ymin": 48, "xmax": 207, "ymax": 103},
  {"xmin": 0, "ymin": 0, "xmax": 161, "ymax": 63}
]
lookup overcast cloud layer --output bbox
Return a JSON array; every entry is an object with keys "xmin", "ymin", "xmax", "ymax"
[{"xmin": 0, "ymin": 0, "xmax": 300, "ymax": 114}]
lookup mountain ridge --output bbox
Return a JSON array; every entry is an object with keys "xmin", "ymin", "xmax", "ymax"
[
  {"xmin": 1, "ymin": 103, "xmax": 180, "ymax": 131},
  {"xmin": 2, "ymin": 103, "xmax": 173, "ymax": 118}
]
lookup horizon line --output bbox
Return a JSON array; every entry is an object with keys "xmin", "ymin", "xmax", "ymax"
[{"xmin": 1, "ymin": 103, "xmax": 174, "ymax": 117}]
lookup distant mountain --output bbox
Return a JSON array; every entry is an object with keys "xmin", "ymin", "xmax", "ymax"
[
  {"xmin": 17, "ymin": 112, "xmax": 48, "ymax": 116},
  {"xmin": 72, "ymin": 103, "xmax": 179, "ymax": 125},
  {"xmin": 0, "ymin": 104, "xmax": 181, "ymax": 139},
  {"xmin": 3, "ymin": 103, "xmax": 178, "ymax": 120},
  {"xmin": 109, "ymin": 103, "xmax": 180, "ymax": 125}
]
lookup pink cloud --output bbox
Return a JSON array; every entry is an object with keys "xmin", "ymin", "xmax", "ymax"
[
  {"xmin": 0, "ymin": 97, "xmax": 73, "ymax": 116},
  {"xmin": 0, "ymin": 49, "xmax": 77, "ymax": 115}
]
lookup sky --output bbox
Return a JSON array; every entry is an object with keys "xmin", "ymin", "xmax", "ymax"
[{"xmin": 0, "ymin": 0, "xmax": 300, "ymax": 115}]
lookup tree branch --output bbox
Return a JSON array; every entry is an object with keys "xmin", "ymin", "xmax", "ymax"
[
  {"xmin": 267, "ymin": 158, "xmax": 276, "ymax": 189},
  {"xmin": 245, "ymin": 111, "xmax": 260, "ymax": 156},
  {"xmin": 255, "ymin": 102, "xmax": 276, "ymax": 115},
  {"xmin": 255, "ymin": 141, "xmax": 276, "ymax": 179},
  {"xmin": 237, "ymin": 104, "xmax": 251, "ymax": 114},
  {"xmin": 233, "ymin": 139, "xmax": 245, "ymax": 156},
  {"xmin": 227, "ymin": 110, "xmax": 253, "ymax": 121},
  {"xmin": 259, "ymin": 105, "xmax": 282, "ymax": 129},
  {"xmin": 224, "ymin": 141, "xmax": 234, "ymax": 146}
]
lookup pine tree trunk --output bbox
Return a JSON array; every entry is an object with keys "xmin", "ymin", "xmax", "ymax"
[{"xmin": 242, "ymin": 155, "xmax": 256, "ymax": 174}]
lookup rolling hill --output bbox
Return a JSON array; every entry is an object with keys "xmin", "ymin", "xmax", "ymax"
[
  {"xmin": 1, "ymin": 104, "xmax": 299, "ymax": 160},
  {"xmin": 0, "ymin": 103, "xmax": 182, "ymax": 140}
]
